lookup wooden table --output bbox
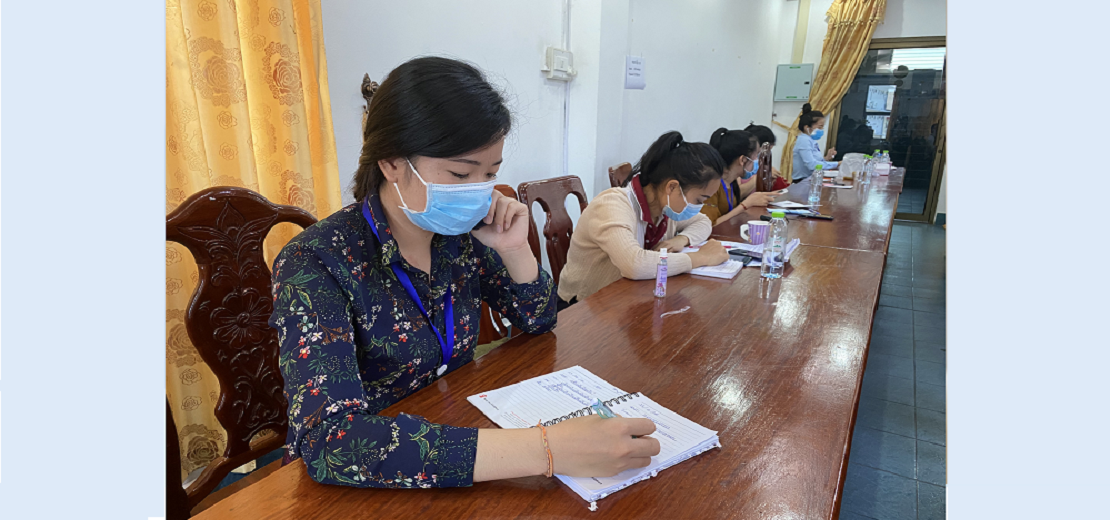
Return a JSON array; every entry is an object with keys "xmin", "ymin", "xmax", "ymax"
[
  {"xmin": 195, "ymin": 245, "xmax": 886, "ymax": 520},
  {"xmin": 712, "ymin": 169, "xmax": 904, "ymax": 253},
  {"xmin": 194, "ymin": 166, "xmax": 905, "ymax": 520}
]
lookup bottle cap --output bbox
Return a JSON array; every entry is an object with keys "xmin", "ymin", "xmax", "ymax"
[
  {"xmin": 883, "ymin": 150, "xmax": 889, "ymax": 153},
  {"xmin": 659, "ymin": 248, "xmax": 668, "ymax": 258},
  {"xmin": 772, "ymin": 211, "xmax": 786, "ymax": 218},
  {"xmin": 815, "ymin": 164, "xmax": 823, "ymax": 170}
]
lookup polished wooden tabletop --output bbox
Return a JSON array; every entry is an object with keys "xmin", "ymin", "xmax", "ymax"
[
  {"xmin": 712, "ymin": 169, "xmax": 904, "ymax": 253},
  {"xmin": 194, "ymin": 245, "xmax": 886, "ymax": 520}
]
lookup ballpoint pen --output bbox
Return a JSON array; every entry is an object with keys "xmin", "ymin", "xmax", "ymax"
[
  {"xmin": 593, "ymin": 398, "xmax": 641, "ymax": 438},
  {"xmin": 592, "ymin": 398, "xmax": 618, "ymax": 418}
]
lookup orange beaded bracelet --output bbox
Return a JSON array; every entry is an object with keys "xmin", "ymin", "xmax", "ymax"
[{"xmin": 536, "ymin": 421, "xmax": 554, "ymax": 478}]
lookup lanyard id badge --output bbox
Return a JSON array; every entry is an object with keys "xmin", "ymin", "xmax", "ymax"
[{"xmin": 362, "ymin": 199, "xmax": 454, "ymax": 377}]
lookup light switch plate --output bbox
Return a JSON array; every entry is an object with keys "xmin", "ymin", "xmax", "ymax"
[{"xmin": 542, "ymin": 47, "xmax": 576, "ymax": 81}]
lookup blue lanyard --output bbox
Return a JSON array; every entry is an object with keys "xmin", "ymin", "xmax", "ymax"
[
  {"xmin": 361, "ymin": 199, "xmax": 454, "ymax": 377},
  {"xmin": 720, "ymin": 179, "xmax": 733, "ymax": 211}
]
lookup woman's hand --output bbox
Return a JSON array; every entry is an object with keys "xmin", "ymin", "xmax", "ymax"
[
  {"xmin": 740, "ymin": 191, "xmax": 780, "ymax": 209},
  {"xmin": 653, "ymin": 235, "xmax": 690, "ymax": 253},
  {"xmin": 471, "ymin": 190, "xmax": 531, "ymax": 253},
  {"xmin": 825, "ymin": 147, "xmax": 837, "ymax": 161},
  {"xmin": 547, "ymin": 415, "xmax": 661, "ymax": 478},
  {"xmin": 689, "ymin": 239, "xmax": 728, "ymax": 268},
  {"xmin": 471, "ymin": 190, "xmax": 539, "ymax": 283}
]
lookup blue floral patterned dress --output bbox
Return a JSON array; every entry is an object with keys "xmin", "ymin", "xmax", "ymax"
[{"xmin": 269, "ymin": 192, "xmax": 556, "ymax": 488}]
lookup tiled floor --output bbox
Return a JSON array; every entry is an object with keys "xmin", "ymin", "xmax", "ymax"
[
  {"xmin": 841, "ymin": 221, "xmax": 946, "ymax": 520},
  {"xmin": 896, "ymin": 187, "xmax": 928, "ymax": 215}
]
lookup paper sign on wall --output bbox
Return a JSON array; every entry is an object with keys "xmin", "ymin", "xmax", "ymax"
[{"xmin": 625, "ymin": 55, "xmax": 645, "ymax": 90}]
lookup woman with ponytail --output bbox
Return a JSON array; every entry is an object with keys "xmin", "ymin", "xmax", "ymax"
[
  {"xmin": 557, "ymin": 131, "xmax": 730, "ymax": 307},
  {"xmin": 791, "ymin": 103, "xmax": 839, "ymax": 183},
  {"xmin": 701, "ymin": 128, "xmax": 782, "ymax": 225}
]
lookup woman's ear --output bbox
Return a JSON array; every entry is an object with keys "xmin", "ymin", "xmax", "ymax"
[
  {"xmin": 378, "ymin": 157, "xmax": 408, "ymax": 184},
  {"xmin": 666, "ymin": 179, "xmax": 681, "ymax": 195}
]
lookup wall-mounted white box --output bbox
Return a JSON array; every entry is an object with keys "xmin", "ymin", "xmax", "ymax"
[{"xmin": 774, "ymin": 64, "xmax": 814, "ymax": 102}]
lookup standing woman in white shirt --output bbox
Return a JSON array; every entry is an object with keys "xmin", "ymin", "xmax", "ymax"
[{"xmin": 791, "ymin": 103, "xmax": 839, "ymax": 183}]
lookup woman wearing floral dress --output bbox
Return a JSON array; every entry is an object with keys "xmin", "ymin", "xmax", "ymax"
[{"xmin": 269, "ymin": 57, "xmax": 660, "ymax": 489}]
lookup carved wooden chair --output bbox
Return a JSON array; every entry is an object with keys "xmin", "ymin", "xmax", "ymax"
[
  {"xmin": 756, "ymin": 142, "xmax": 776, "ymax": 192},
  {"xmin": 165, "ymin": 187, "xmax": 317, "ymax": 517},
  {"xmin": 475, "ymin": 184, "xmax": 531, "ymax": 345},
  {"xmin": 608, "ymin": 162, "xmax": 632, "ymax": 188},
  {"xmin": 517, "ymin": 176, "xmax": 589, "ymax": 286}
]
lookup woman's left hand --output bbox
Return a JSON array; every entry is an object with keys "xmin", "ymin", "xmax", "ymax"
[
  {"xmin": 741, "ymin": 191, "xmax": 780, "ymax": 208},
  {"xmin": 653, "ymin": 235, "xmax": 690, "ymax": 253},
  {"xmin": 471, "ymin": 190, "xmax": 533, "ymax": 254}
]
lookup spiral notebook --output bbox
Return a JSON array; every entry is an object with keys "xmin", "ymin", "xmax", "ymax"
[
  {"xmin": 467, "ymin": 366, "xmax": 720, "ymax": 509},
  {"xmin": 680, "ymin": 241, "xmax": 746, "ymax": 279}
]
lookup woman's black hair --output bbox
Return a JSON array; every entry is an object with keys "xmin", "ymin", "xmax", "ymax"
[
  {"xmin": 798, "ymin": 103, "xmax": 826, "ymax": 132},
  {"xmin": 743, "ymin": 123, "xmax": 776, "ymax": 146},
  {"xmin": 708, "ymin": 128, "xmax": 758, "ymax": 167},
  {"xmin": 623, "ymin": 131, "xmax": 725, "ymax": 190},
  {"xmin": 352, "ymin": 57, "xmax": 512, "ymax": 201}
]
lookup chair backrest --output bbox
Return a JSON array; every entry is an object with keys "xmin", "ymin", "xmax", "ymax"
[
  {"xmin": 517, "ymin": 176, "xmax": 589, "ymax": 286},
  {"xmin": 165, "ymin": 186, "xmax": 317, "ymax": 512},
  {"xmin": 756, "ymin": 142, "xmax": 775, "ymax": 192},
  {"xmin": 608, "ymin": 162, "xmax": 632, "ymax": 188},
  {"xmin": 167, "ymin": 399, "xmax": 191, "ymax": 520},
  {"xmin": 477, "ymin": 184, "xmax": 524, "ymax": 345}
]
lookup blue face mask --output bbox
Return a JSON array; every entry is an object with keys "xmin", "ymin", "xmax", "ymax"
[
  {"xmin": 662, "ymin": 187, "xmax": 703, "ymax": 221},
  {"xmin": 810, "ymin": 129, "xmax": 825, "ymax": 140},
  {"xmin": 394, "ymin": 159, "xmax": 496, "ymax": 235},
  {"xmin": 740, "ymin": 158, "xmax": 759, "ymax": 180}
]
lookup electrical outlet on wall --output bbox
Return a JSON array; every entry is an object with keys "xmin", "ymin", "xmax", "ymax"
[{"xmin": 542, "ymin": 47, "xmax": 576, "ymax": 81}]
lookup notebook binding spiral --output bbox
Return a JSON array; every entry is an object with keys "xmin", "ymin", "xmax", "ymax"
[{"xmin": 540, "ymin": 392, "xmax": 642, "ymax": 427}]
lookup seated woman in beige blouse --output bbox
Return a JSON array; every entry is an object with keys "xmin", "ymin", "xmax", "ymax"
[{"xmin": 557, "ymin": 131, "xmax": 730, "ymax": 308}]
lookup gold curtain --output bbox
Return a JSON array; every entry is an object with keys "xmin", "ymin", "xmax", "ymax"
[
  {"xmin": 166, "ymin": 0, "xmax": 341, "ymax": 480},
  {"xmin": 779, "ymin": 0, "xmax": 886, "ymax": 181}
]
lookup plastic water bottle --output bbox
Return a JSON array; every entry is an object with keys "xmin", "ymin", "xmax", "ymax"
[
  {"xmin": 876, "ymin": 150, "xmax": 891, "ymax": 176},
  {"xmin": 761, "ymin": 211, "xmax": 788, "ymax": 279},
  {"xmin": 861, "ymin": 155, "xmax": 872, "ymax": 185},
  {"xmin": 654, "ymin": 248, "xmax": 668, "ymax": 297},
  {"xmin": 809, "ymin": 165, "xmax": 823, "ymax": 204}
]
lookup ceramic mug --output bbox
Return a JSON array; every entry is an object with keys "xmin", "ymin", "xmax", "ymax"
[{"xmin": 740, "ymin": 221, "xmax": 771, "ymax": 245}]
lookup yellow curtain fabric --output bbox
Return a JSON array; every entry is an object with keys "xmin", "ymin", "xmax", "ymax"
[
  {"xmin": 780, "ymin": 0, "xmax": 886, "ymax": 182},
  {"xmin": 166, "ymin": 0, "xmax": 341, "ymax": 480}
]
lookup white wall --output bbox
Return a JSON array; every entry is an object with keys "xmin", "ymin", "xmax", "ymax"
[
  {"xmin": 618, "ymin": 0, "xmax": 787, "ymax": 169},
  {"xmin": 321, "ymin": 0, "xmax": 568, "ymax": 205},
  {"xmin": 770, "ymin": 0, "xmax": 835, "ymax": 166},
  {"xmin": 873, "ymin": 0, "xmax": 947, "ymax": 39},
  {"xmin": 324, "ymin": 0, "xmax": 794, "ymax": 202},
  {"xmin": 575, "ymin": 0, "xmax": 631, "ymax": 197}
]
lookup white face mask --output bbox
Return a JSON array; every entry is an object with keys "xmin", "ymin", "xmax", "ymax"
[
  {"xmin": 393, "ymin": 159, "xmax": 497, "ymax": 235},
  {"xmin": 661, "ymin": 187, "xmax": 704, "ymax": 221}
]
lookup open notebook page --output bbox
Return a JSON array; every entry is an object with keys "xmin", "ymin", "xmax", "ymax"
[
  {"xmin": 467, "ymin": 366, "xmax": 627, "ymax": 428},
  {"xmin": 469, "ymin": 367, "xmax": 721, "ymax": 506}
]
